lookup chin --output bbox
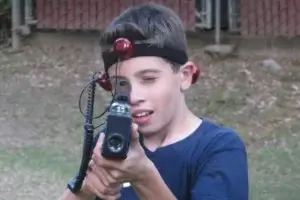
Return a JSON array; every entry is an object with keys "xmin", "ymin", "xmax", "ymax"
[{"xmin": 137, "ymin": 124, "xmax": 159, "ymax": 137}]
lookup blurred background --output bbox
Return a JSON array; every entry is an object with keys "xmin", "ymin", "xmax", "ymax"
[{"xmin": 0, "ymin": 0, "xmax": 300, "ymax": 199}]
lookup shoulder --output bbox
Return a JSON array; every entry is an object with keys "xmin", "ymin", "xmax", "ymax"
[
  {"xmin": 166, "ymin": 118, "xmax": 247, "ymax": 160},
  {"xmin": 194, "ymin": 118, "xmax": 246, "ymax": 152},
  {"xmin": 185, "ymin": 118, "xmax": 247, "ymax": 165},
  {"xmin": 189, "ymin": 119, "xmax": 249, "ymax": 200}
]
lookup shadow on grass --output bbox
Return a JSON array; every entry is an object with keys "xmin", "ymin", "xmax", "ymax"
[{"xmin": 0, "ymin": 145, "xmax": 79, "ymax": 200}]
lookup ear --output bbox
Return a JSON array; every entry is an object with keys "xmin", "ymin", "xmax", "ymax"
[{"xmin": 179, "ymin": 61, "xmax": 198, "ymax": 91}]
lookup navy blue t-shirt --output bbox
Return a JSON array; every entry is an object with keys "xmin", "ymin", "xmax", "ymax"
[{"xmin": 94, "ymin": 118, "xmax": 248, "ymax": 200}]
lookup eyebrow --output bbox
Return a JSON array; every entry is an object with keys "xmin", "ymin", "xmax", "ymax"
[
  {"xmin": 135, "ymin": 69, "xmax": 161, "ymax": 76},
  {"xmin": 109, "ymin": 69, "xmax": 161, "ymax": 79},
  {"xmin": 109, "ymin": 75, "xmax": 126, "ymax": 80}
]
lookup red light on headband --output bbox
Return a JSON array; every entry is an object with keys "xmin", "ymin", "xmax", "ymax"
[
  {"xmin": 97, "ymin": 72, "xmax": 112, "ymax": 91},
  {"xmin": 192, "ymin": 65, "xmax": 200, "ymax": 84},
  {"xmin": 113, "ymin": 38, "xmax": 133, "ymax": 60}
]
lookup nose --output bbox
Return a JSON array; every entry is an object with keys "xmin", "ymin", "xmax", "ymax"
[{"xmin": 129, "ymin": 83, "xmax": 145, "ymax": 106}]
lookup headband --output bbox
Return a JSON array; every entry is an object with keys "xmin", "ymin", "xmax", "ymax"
[{"xmin": 101, "ymin": 38, "xmax": 188, "ymax": 71}]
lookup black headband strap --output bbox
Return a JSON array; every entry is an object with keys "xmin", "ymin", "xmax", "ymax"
[{"xmin": 102, "ymin": 43, "xmax": 188, "ymax": 71}]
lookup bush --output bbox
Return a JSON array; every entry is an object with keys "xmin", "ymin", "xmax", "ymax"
[{"xmin": 0, "ymin": 0, "xmax": 12, "ymax": 44}]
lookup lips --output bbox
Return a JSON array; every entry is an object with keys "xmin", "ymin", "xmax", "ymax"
[
  {"xmin": 132, "ymin": 111, "xmax": 152, "ymax": 118},
  {"xmin": 132, "ymin": 110, "xmax": 154, "ymax": 124}
]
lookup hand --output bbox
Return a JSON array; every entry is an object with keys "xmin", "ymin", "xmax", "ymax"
[
  {"xmin": 82, "ymin": 155, "xmax": 122, "ymax": 199},
  {"xmin": 92, "ymin": 123, "xmax": 153, "ymax": 184}
]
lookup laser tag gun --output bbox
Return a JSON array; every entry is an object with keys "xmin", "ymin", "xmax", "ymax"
[{"xmin": 101, "ymin": 76, "xmax": 132, "ymax": 159}]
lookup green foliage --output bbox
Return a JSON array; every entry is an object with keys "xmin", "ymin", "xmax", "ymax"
[
  {"xmin": 0, "ymin": 0, "xmax": 12, "ymax": 44},
  {"xmin": 0, "ymin": 0, "xmax": 12, "ymax": 15}
]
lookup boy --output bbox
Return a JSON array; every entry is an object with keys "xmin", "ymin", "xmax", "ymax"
[{"xmin": 59, "ymin": 2, "xmax": 248, "ymax": 200}]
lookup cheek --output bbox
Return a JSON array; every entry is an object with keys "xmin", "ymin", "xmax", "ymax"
[{"xmin": 149, "ymin": 80, "xmax": 180, "ymax": 111}]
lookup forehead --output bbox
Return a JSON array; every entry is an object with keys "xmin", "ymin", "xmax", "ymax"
[{"xmin": 107, "ymin": 56, "xmax": 172, "ymax": 76}]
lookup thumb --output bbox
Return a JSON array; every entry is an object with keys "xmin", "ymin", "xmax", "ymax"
[
  {"xmin": 94, "ymin": 133, "xmax": 105, "ymax": 152},
  {"xmin": 131, "ymin": 123, "xmax": 139, "ymax": 143}
]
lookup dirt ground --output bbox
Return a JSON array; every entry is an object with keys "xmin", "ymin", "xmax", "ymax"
[{"xmin": 0, "ymin": 32, "xmax": 300, "ymax": 200}]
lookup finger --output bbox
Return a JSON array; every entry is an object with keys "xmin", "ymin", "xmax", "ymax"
[
  {"xmin": 88, "ymin": 160, "xmax": 110, "ymax": 184},
  {"xmin": 100, "ymin": 193, "xmax": 121, "ymax": 200},
  {"xmin": 92, "ymin": 146, "xmax": 123, "ymax": 169},
  {"xmin": 85, "ymin": 171, "xmax": 122, "ymax": 197},
  {"xmin": 95, "ymin": 133, "xmax": 105, "ymax": 151},
  {"xmin": 130, "ymin": 123, "xmax": 139, "ymax": 144},
  {"xmin": 87, "ymin": 162, "xmax": 121, "ymax": 189},
  {"xmin": 92, "ymin": 133, "xmax": 106, "ymax": 163},
  {"xmin": 92, "ymin": 166, "xmax": 117, "ymax": 187},
  {"xmin": 88, "ymin": 159, "xmax": 94, "ymax": 171},
  {"xmin": 84, "ymin": 174, "xmax": 103, "ymax": 197}
]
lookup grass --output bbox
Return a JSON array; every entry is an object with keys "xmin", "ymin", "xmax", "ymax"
[
  {"xmin": 1, "ymin": 34, "xmax": 300, "ymax": 199},
  {"xmin": 249, "ymin": 136, "xmax": 300, "ymax": 200},
  {"xmin": 0, "ymin": 146, "xmax": 77, "ymax": 200}
]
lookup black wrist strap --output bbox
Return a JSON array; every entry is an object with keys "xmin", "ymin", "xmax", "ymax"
[{"xmin": 67, "ymin": 173, "xmax": 82, "ymax": 193}]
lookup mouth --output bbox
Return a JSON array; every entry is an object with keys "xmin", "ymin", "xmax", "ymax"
[{"xmin": 132, "ymin": 111, "xmax": 154, "ymax": 124}]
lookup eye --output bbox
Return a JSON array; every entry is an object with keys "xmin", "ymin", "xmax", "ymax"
[
  {"xmin": 110, "ymin": 77, "xmax": 129, "ymax": 86},
  {"xmin": 119, "ymin": 80, "xmax": 128, "ymax": 86},
  {"xmin": 142, "ymin": 76, "xmax": 157, "ymax": 83}
]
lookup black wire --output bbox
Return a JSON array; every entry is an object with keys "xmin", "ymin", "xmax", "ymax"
[
  {"xmin": 78, "ymin": 63, "xmax": 120, "ymax": 130},
  {"xmin": 93, "ymin": 62, "xmax": 119, "ymax": 129}
]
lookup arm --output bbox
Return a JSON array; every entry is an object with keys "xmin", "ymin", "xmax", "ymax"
[
  {"xmin": 131, "ymin": 160, "xmax": 177, "ymax": 200},
  {"xmin": 58, "ymin": 188, "xmax": 94, "ymax": 200},
  {"xmin": 191, "ymin": 133, "xmax": 249, "ymax": 200}
]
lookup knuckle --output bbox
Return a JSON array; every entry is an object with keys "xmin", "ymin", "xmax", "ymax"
[
  {"xmin": 85, "ymin": 172, "xmax": 92, "ymax": 180},
  {"xmin": 95, "ymin": 193, "xmax": 107, "ymax": 199},
  {"xmin": 110, "ymin": 170, "xmax": 119, "ymax": 180},
  {"xmin": 91, "ymin": 164, "xmax": 97, "ymax": 171},
  {"xmin": 83, "ymin": 180, "xmax": 92, "ymax": 193},
  {"xmin": 102, "ymin": 195, "xmax": 120, "ymax": 200},
  {"xmin": 101, "ymin": 190, "xmax": 121, "ymax": 200},
  {"xmin": 88, "ymin": 160, "xmax": 96, "ymax": 170},
  {"xmin": 92, "ymin": 150, "xmax": 98, "ymax": 158},
  {"xmin": 92, "ymin": 150, "xmax": 99, "ymax": 160},
  {"xmin": 108, "ymin": 175, "xmax": 117, "ymax": 184},
  {"xmin": 86, "ymin": 171, "xmax": 97, "ymax": 182},
  {"xmin": 113, "ymin": 193, "xmax": 122, "ymax": 200},
  {"xmin": 99, "ymin": 175, "xmax": 109, "ymax": 187},
  {"xmin": 99, "ymin": 185, "xmax": 110, "ymax": 195}
]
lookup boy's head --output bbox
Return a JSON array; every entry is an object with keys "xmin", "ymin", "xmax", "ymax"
[{"xmin": 99, "ymin": 3, "xmax": 198, "ymax": 135}]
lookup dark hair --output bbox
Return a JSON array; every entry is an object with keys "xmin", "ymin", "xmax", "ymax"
[{"xmin": 99, "ymin": 2, "xmax": 188, "ymax": 70}]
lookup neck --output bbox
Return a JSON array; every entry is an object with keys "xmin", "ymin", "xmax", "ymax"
[{"xmin": 143, "ymin": 99, "xmax": 202, "ymax": 151}]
